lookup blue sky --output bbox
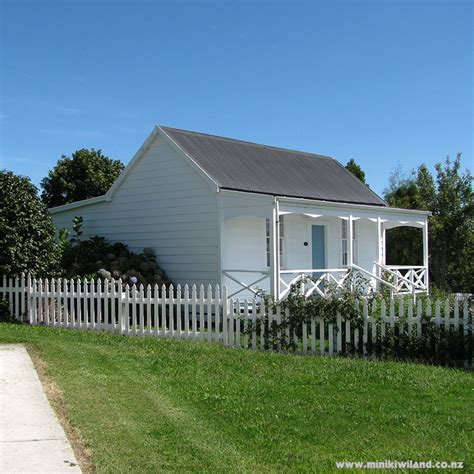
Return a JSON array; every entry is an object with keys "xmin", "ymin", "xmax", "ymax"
[{"xmin": 0, "ymin": 0, "xmax": 472, "ymax": 196}]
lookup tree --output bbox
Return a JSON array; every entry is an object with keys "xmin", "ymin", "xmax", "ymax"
[
  {"xmin": 429, "ymin": 156, "xmax": 473, "ymax": 292},
  {"xmin": 0, "ymin": 170, "xmax": 60, "ymax": 276},
  {"xmin": 345, "ymin": 159, "xmax": 367, "ymax": 184},
  {"xmin": 41, "ymin": 149, "xmax": 124, "ymax": 207},
  {"xmin": 385, "ymin": 155, "xmax": 473, "ymax": 292},
  {"xmin": 383, "ymin": 162, "xmax": 411, "ymax": 197}
]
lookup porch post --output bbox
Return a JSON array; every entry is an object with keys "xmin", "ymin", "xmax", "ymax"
[
  {"xmin": 217, "ymin": 195, "xmax": 224, "ymax": 289},
  {"xmin": 423, "ymin": 218, "xmax": 429, "ymax": 292},
  {"xmin": 376, "ymin": 216, "xmax": 382, "ymax": 283},
  {"xmin": 382, "ymin": 226, "xmax": 386, "ymax": 266},
  {"xmin": 269, "ymin": 199, "xmax": 280, "ymax": 300},
  {"xmin": 347, "ymin": 213, "xmax": 353, "ymax": 268}
]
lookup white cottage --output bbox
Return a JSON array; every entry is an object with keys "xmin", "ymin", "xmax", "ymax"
[{"xmin": 50, "ymin": 126, "xmax": 430, "ymax": 299}]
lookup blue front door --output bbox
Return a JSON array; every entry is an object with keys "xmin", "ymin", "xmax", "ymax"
[{"xmin": 312, "ymin": 225, "xmax": 325, "ymax": 274}]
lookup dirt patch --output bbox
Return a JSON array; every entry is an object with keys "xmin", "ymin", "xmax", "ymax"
[{"xmin": 26, "ymin": 346, "xmax": 95, "ymax": 474}]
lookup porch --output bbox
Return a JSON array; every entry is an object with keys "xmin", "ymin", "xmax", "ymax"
[{"xmin": 219, "ymin": 193, "xmax": 430, "ymax": 300}]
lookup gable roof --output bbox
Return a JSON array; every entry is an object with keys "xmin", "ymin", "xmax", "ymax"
[{"xmin": 160, "ymin": 126, "xmax": 386, "ymax": 207}]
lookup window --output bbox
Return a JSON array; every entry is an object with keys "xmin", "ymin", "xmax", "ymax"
[
  {"xmin": 342, "ymin": 219, "xmax": 357, "ymax": 266},
  {"xmin": 342, "ymin": 220, "xmax": 348, "ymax": 266},
  {"xmin": 266, "ymin": 216, "xmax": 284, "ymax": 267},
  {"xmin": 266, "ymin": 219, "xmax": 270, "ymax": 267},
  {"xmin": 279, "ymin": 217, "xmax": 284, "ymax": 266}
]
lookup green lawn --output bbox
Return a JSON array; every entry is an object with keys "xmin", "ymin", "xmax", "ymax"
[{"xmin": 0, "ymin": 323, "xmax": 472, "ymax": 473}]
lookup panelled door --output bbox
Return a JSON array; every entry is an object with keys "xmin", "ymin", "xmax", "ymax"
[{"xmin": 312, "ymin": 225, "xmax": 325, "ymax": 277}]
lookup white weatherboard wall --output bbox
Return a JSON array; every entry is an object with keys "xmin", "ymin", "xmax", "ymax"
[
  {"xmin": 284, "ymin": 215, "xmax": 378, "ymax": 271},
  {"xmin": 220, "ymin": 201, "xmax": 381, "ymax": 297},
  {"xmin": 51, "ymin": 134, "xmax": 219, "ymax": 286},
  {"xmin": 283, "ymin": 214, "xmax": 343, "ymax": 270},
  {"xmin": 220, "ymin": 193, "xmax": 274, "ymax": 296},
  {"xmin": 222, "ymin": 216, "xmax": 267, "ymax": 271},
  {"xmin": 356, "ymin": 219, "xmax": 377, "ymax": 273}
]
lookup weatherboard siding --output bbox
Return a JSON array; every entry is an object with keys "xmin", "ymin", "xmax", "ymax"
[
  {"xmin": 219, "ymin": 193, "xmax": 273, "ymax": 295},
  {"xmin": 356, "ymin": 219, "xmax": 377, "ymax": 274},
  {"xmin": 51, "ymin": 134, "xmax": 219, "ymax": 286},
  {"xmin": 218, "ymin": 194, "xmax": 381, "ymax": 297}
]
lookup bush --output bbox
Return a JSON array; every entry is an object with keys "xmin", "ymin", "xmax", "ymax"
[
  {"xmin": 0, "ymin": 170, "xmax": 60, "ymax": 276},
  {"xmin": 370, "ymin": 317, "xmax": 471, "ymax": 366},
  {"xmin": 0, "ymin": 298, "xmax": 10, "ymax": 321},
  {"xmin": 0, "ymin": 297, "xmax": 18, "ymax": 323},
  {"xmin": 248, "ymin": 271, "xmax": 367, "ymax": 351},
  {"xmin": 245, "ymin": 272, "xmax": 472, "ymax": 366},
  {"xmin": 60, "ymin": 217, "xmax": 170, "ymax": 286}
]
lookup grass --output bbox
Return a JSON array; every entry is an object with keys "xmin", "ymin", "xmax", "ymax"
[{"xmin": 0, "ymin": 323, "xmax": 473, "ymax": 473}]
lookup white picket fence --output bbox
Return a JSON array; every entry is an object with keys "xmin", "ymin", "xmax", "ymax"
[{"xmin": 0, "ymin": 275, "xmax": 472, "ymax": 364}]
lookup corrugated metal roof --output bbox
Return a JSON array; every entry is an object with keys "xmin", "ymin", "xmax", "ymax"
[{"xmin": 161, "ymin": 126, "xmax": 387, "ymax": 207}]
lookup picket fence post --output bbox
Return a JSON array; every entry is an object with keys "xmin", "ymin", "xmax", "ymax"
[
  {"xmin": 25, "ymin": 273, "xmax": 32, "ymax": 324},
  {"xmin": 362, "ymin": 299, "xmax": 368, "ymax": 356},
  {"xmin": 407, "ymin": 299, "xmax": 413, "ymax": 340},
  {"xmin": 183, "ymin": 284, "xmax": 190, "ymax": 340},
  {"xmin": 116, "ymin": 279, "xmax": 123, "ymax": 335},
  {"xmin": 18, "ymin": 274, "xmax": 24, "ymax": 321},
  {"xmin": 229, "ymin": 297, "xmax": 235, "ymax": 349},
  {"xmin": 302, "ymin": 317, "xmax": 308, "ymax": 354},
  {"xmin": 214, "ymin": 285, "xmax": 221, "ymax": 343},
  {"xmin": 259, "ymin": 297, "xmax": 265, "ymax": 352},
  {"xmin": 207, "ymin": 285, "xmax": 212, "ymax": 344},
  {"xmin": 444, "ymin": 299, "xmax": 450, "ymax": 332},
  {"xmin": 462, "ymin": 300, "xmax": 469, "ymax": 357},
  {"xmin": 243, "ymin": 298, "xmax": 249, "ymax": 349},
  {"xmin": 222, "ymin": 285, "xmax": 228, "ymax": 347},
  {"xmin": 416, "ymin": 299, "xmax": 422, "ymax": 338},
  {"xmin": 369, "ymin": 300, "xmax": 376, "ymax": 353}
]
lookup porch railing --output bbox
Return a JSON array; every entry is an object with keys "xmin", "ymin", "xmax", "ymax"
[
  {"xmin": 279, "ymin": 269, "xmax": 349, "ymax": 299},
  {"xmin": 375, "ymin": 263, "xmax": 428, "ymax": 295},
  {"xmin": 221, "ymin": 270, "xmax": 270, "ymax": 298},
  {"xmin": 351, "ymin": 264, "xmax": 397, "ymax": 294},
  {"xmin": 222, "ymin": 264, "xmax": 428, "ymax": 300}
]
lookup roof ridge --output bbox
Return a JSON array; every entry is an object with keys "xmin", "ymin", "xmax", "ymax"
[{"xmin": 159, "ymin": 125, "xmax": 335, "ymax": 161}]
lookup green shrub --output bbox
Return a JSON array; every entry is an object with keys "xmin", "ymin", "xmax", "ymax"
[
  {"xmin": 0, "ymin": 170, "xmax": 60, "ymax": 276},
  {"xmin": 248, "ymin": 271, "xmax": 367, "ymax": 351},
  {"xmin": 0, "ymin": 298, "xmax": 14, "ymax": 323},
  {"xmin": 245, "ymin": 272, "xmax": 473, "ymax": 367},
  {"xmin": 59, "ymin": 217, "xmax": 169, "ymax": 286}
]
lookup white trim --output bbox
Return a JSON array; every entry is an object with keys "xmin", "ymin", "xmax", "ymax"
[
  {"xmin": 49, "ymin": 194, "xmax": 108, "ymax": 214},
  {"xmin": 218, "ymin": 189, "xmax": 431, "ymax": 217},
  {"xmin": 423, "ymin": 222, "xmax": 429, "ymax": 292},
  {"xmin": 217, "ymin": 194, "xmax": 224, "ymax": 288},
  {"xmin": 279, "ymin": 197, "xmax": 431, "ymax": 217},
  {"xmin": 269, "ymin": 198, "xmax": 280, "ymax": 299},
  {"xmin": 382, "ymin": 228, "xmax": 387, "ymax": 265},
  {"xmin": 348, "ymin": 214, "xmax": 353, "ymax": 267},
  {"xmin": 275, "ymin": 199, "xmax": 280, "ymax": 298},
  {"xmin": 376, "ymin": 216, "xmax": 382, "ymax": 278}
]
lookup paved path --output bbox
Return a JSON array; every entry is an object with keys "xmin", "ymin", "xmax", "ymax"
[{"xmin": 0, "ymin": 345, "xmax": 81, "ymax": 473}]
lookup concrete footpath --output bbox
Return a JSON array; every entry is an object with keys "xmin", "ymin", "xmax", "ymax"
[{"xmin": 0, "ymin": 345, "xmax": 81, "ymax": 473}]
